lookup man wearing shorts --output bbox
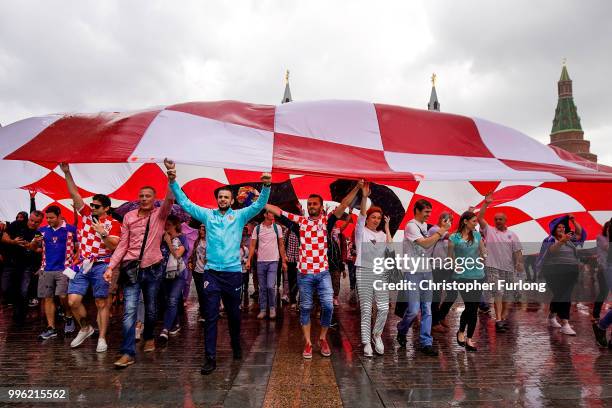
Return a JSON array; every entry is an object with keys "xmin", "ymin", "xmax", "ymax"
[{"xmin": 61, "ymin": 163, "xmax": 121, "ymax": 352}]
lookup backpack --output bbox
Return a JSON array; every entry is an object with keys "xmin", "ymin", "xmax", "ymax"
[
  {"xmin": 327, "ymin": 230, "xmax": 344, "ymax": 272},
  {"xmin": 255, "ymin": 223, "xmax": 281, "ymax": 255}
]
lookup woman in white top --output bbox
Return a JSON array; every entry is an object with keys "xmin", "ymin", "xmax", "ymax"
[{"xmin": 355, "ymin": 182, "xmax": 393, "ymax": 357}]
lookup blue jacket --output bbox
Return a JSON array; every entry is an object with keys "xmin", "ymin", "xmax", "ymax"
[{"xmin": 170, "ymin": 181, "xmax": 270, "ymax": 272}]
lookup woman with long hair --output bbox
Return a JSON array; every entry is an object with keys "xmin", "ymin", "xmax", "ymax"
[
  {"xmin": 430, "ymin": 211, "xmax": 454, "ymax": 333},
  {"xmin": 158, "ymin": 214, "xmax": 189, "ymax": 344},
  {"xmin": 188, "ymin": 224, "xmax": 207, "ymax": 322},
  {"xmin": 536, "ymin": 214, "xmax": 584, "ymax": 336},
  {"xmin": 448, "ymin": 211, "xmax": 487, "ymax": 352},
  {"xmin": 355, "ymin": 182, "xmax": 393, "ymax": 357}
]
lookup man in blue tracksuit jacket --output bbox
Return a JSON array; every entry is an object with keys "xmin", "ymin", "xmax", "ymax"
[{"xmin": 164, "ymin": 159, "xmax": 271, "ymax": 375}]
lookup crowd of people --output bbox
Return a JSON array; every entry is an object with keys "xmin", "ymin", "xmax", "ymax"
[{"xmin": 0, "ymin": 162, "xmax": 610, "ymax": 375}]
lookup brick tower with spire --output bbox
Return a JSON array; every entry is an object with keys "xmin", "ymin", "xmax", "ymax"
[{"xmin": 549, "ymin": 62, "xmax": 597, "ymax": 162}]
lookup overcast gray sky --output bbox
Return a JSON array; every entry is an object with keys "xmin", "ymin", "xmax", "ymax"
[{"xmin": 1, "ymin": 1, "xmax": 610, "ymax": 164}]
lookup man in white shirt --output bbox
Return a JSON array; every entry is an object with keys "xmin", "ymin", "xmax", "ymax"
[
  {"xmin": 477, "ymin": 193, "xmax": 523, "ymax": 332},
  {"xmin": 397, "ymin": 199, "xmax": 450, "ymax": 356}
]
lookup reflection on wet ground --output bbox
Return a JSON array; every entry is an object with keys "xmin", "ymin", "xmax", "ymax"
[{"xmin": 0, "ymin": 283, "xmax": 609, "ymax": 407}]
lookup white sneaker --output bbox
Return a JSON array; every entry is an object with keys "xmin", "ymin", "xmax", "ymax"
[
  {"xmin": 548, "ymin": 317, "xmax": 562, "ymax": 328},
  {"xmin": 70, "ymin": 326, "xmax": 95, "ymax": 348},
  {"xmin": 372, "ymin": 334, "xmax": 384, "ymax": 355},
  {"xmin": 363, "ymin": 343, "xmax": 373, "ymax": 357},
  {"xmin": 560, "ymin": 323, "xmax": 576, "ymax": 336},
  {"xmin": 96, "ymin": 338, "xmax": 108, "ymax": 353}
]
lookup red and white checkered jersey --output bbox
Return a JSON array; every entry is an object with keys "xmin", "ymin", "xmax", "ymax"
[
  {"xmin": 281, "ymin": 211, "xmax": 328, "ymax": 275},
  {"xmin": 78, "ymin": 205, "xmax": 121, "ymax": 263}
]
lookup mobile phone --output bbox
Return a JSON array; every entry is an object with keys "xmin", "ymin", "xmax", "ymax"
[{"xmin": 92, "ymin": 215, "xmax": 99, "ymax": 223}]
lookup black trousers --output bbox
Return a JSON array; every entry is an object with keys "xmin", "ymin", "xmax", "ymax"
[
  {"xmin": 202, "ymin": 270, "xmax": 242, "ymax": 359},
  {"xmin": 593, "ymin": 265, "xmax": 609, "ymax": 319},
  {"xmin": 192, "ymin": 271, "xmax": 207, "ymax": 317},
  {"xmin": 287, "ymin": 262, "xmax": 298, "ymax": 304},
  {"xmin": 543, "ymin": 264, "xmax": 579, "ymax": 320},
  {"xmin": 431, "ymin": 268, "xmax": 454, "ymax": 326},
  {"xmin": 444, "ymin": 278, "xmax": 484, "ymax": 339},
  {"xmin": 2, "ymin": 264, "xmax": 35, "ymax": 322},
  {"xmin": 458, "ymin": 281, "xmax": 484, "ymax": 339},
  {"xmin": 347, "ymin": 261, "xmax": 356, "ymax": 290}
]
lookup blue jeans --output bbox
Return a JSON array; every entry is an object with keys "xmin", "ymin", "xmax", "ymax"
[
  {"xmin": 598, "ymin": 309, "xmax": 612, "ymax": 330},
  {"xmin": 397, "ymin": 272, "xmax": 433, "ymax": 347},
  {"xmin": 2, "ymin": 263, "xmax": 35, "ymax": 321},
  {"xmin": 257, "ymin": 261, "xmax": 278, "ymax": 311},
  {"xmin": 120, "ymin": 264, "xmax": 162, "ymax": 357},
  {"xmin": 137, "ymin": 293, "xmax": 144, "ymax": 323},
  {"xmin": 162, "ymin": 270, "xmax": 186, "ymax": 330},
  {"xmin": 202, "ymin": 270, "xmax": 243, "ymax": 359},
  {"xmin": 297, "ymin": 270, "xmax": 334, "ymax": 327}
]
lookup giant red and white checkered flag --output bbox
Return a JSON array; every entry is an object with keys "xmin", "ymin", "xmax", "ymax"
[
  {"xmin": 1, "ymin": 100, "xmax": 611, "ymax": 182},
  {"xmin": 1, "ymin": 100, "xmax": 611, "ymax": 242}
]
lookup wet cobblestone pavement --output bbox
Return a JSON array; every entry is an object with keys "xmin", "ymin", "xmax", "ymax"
[
  {"xmin": 0, "ymin": 284, "xmax": 610, "ymax": 407},
  {"xmin": 333, "ymin": 300, "xmax": 611, "ymax": 407}
]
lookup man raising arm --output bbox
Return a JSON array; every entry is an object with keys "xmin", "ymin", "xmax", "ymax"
[
  {"xmin": 265, "ymin": 179, "xmax": 363, "ymax": 359},
  {"xmin": 165, "ymin": 158, "xmax": 271, "ymax": 375},
  {"xmin": 60, "ymin": 163, "xmax": 121, "ymax": 353},
  {"xmin": 103, "ymin": 172, "xmax": 174, "ymax": 368},
  {"xmin": 477, "ymin": 192, "xmax": 523, "ymax": 333}
]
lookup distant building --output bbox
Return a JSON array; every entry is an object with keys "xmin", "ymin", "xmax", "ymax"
[
  {"xmin": 548, "ymin": 62, "xmax": 597, "ymax": 162},
  {"xmin": 282, "ymin": 70, "xmax": 292, "ymax": 104},
  {"xmin": 427, "ymin": 73, "xmax": 440, "ymax": 111}
]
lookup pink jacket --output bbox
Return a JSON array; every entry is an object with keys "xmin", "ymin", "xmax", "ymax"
[{"xmin": 109, "ymin": 191, "xmax": 174, "ymax": 270}]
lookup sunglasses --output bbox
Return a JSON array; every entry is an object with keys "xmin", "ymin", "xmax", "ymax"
[{"xmin": 90, "ymin": 203, "xmax": 102, "ymax": 209}]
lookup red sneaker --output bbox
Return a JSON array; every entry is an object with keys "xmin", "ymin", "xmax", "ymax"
[
  {"xmin": 319, "ymin": 338, "xmax": 331, "ymax": 357},
  {"xmin": 303, "ymin": 343, "xmax": 313, "ymax": 359}
]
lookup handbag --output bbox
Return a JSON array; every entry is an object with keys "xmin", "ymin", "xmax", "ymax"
[
  {"xmin": 119, "ymin": 215, "xmax": 151, "ymax": 285},
  {"xmin": 165, "ymin": 237, "xmax": 185, "ymax": 279},
  {"xmin": 385, "ymin": 247, "xmax": 403, "ymax": 284}
]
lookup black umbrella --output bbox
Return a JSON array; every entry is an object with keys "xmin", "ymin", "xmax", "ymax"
[{"xmin": 330, "ymin": 179, "xmax": 404, "ymax": 236}]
